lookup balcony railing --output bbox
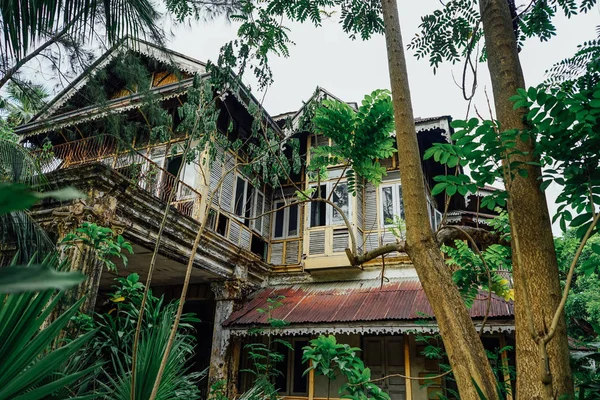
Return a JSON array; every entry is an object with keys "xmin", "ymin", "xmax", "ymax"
[{"xmin": 35, "ymin": 135, "xmax": 201, "ymax": 218}]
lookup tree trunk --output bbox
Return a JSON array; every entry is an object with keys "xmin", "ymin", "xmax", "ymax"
[
  {"xmin": 478, "ymin": 0, "xmax": 573, "ymax": 398},
  {"xmin": 380, "ymin": 1, "xmax": 499, "ymax": 399}
]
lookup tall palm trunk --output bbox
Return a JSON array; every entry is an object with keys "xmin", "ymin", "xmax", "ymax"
[
  {"xmin": 478, "ymin": 0, "xmax": 573, "ymax": 398},
  {"xmin": 380, "ymin": 1, "xmax": 499, "ymax": 398}
]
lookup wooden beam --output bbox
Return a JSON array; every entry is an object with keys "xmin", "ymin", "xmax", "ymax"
[{"xmin": 404, "ymin": 335, "xmax": 413, "ymax": 400}]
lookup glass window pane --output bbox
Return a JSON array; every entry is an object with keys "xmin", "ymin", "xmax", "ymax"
[
  {"xmin": 382, "ymin": 186, "xmax": 394, "ymax": 225},
  {"xmin": 288, "ymin": 203, "xmax": 299, "ymax": 236},
  {"xmin": 310, "ymin": 185, "xmax": 327, "ymax": 227},
  {"xmin": 234, "ymin": 177, "xmax": 245, "ymax": 216},
  {"xmin": 332, "ymin": 183, "xmax": 349, "ymax": 224},
  {"xmin": 274, "ymin": 202, "xmax": 284, "ymax": 238},
  {"xmin": 398, "ymin": 185, "xmax": 405, "ymax": 220},
  {"xmin": 245, "ymin": 184, "xmax": 254, "ymax": 220}
]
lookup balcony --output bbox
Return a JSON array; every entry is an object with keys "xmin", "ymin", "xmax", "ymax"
[{"xmin": 34, "ymin": 135, "xmax": 202, "ymax": 218}]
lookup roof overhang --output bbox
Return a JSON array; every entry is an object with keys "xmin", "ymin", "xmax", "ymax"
[{"xmin": 224, "ymin": 278, "xmax": 514, "ymax": 336}]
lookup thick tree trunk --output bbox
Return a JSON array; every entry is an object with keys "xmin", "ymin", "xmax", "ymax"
[
  {"xmin": 478, "ymin": 0, "xmax": 573, "ymax": 398},
  {"xmin": 380, "ymin": 1, "xmax": 499, "ymax": 399}
]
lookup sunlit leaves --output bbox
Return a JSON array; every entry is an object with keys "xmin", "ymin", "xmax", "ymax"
[
  {"xmin": 512, "ymin": 83, "xmax": 600, "ymax": 238},
  {"xmin": 310, "ymin": 89, "xmax": 396, "ymax": 195}
]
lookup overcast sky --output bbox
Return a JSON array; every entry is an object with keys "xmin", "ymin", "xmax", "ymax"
[
  {"xmin": 163, "ymin": 2, "xmax": 598, "ymax": 234},
  {"xmin": 166, "ymin": 2, "xmax": 599, "ymax": 119}
]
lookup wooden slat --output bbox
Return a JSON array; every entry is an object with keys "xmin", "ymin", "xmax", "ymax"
[{"xmin": 308, "ymin": 230, "xmax": 325, "ymax": 255}]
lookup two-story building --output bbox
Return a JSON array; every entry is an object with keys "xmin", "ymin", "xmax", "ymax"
[{"xmin": 13, "ymin": 39, "xmax": 515, "ymax": 400}]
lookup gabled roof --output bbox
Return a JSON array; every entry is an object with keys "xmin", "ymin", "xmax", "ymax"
[
  {"xmin": 14, "ymin": 40, "xmax": 287, "ymax": 139},
  {"xmin": 32, "ymin": 37, "xmax": 206, "ymax": 122},
  {"xmin": 284, "ymin": 86, "xmax": 356, "ymax": 133}
]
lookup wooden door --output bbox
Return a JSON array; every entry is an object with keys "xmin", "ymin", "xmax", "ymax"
[{"xmin": 363, "ymin": 336, "xmax": 406, "ymax": 400}]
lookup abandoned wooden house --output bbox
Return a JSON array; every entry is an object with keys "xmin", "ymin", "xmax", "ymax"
[{"xmin": 14, "ymin": 40, "xmax": 515, "ymax": 400}]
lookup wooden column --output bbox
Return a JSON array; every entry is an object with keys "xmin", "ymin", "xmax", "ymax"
[
  {"xmin": 308, "ymin": 360, "xmax": 315, "ymax": 400},
  {"xmin": 499, "ymin": 335, "xmax": 513, "ymax": 400},
  {"xmin": 404, "ymin": 335, "xmax": 413, "ymax": 400}
]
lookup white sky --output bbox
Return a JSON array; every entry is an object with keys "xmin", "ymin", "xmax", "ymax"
[{"xmin": 163, "ymin": 2, "xmax": 598, "ymax": 234}]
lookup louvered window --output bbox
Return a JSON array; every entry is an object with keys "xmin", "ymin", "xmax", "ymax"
[
  {"xmin": 332, "ymin": 229, "xmax": 349, "ymax": 253},
  {"xmin": 285, "ymin": 241, "xmax": 300, "ymax": 264},
  {"xmin": 309, "ymin": 231, "xmax": 325, "ymax": 255},
  {"xmin": 220, "ymin": 154, "xmax": 235, "ymax": 211},
  {"xmin": 270, "ymin": 242, "xmax": 284, "ymax": 264},
  {"xmin": 364, "ymin": 183, "xmax": 378, "ymax": 230}
]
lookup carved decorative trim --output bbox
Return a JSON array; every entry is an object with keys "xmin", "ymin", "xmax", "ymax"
[{"xmin": 228, "ymin": 322, "xmax": 515, "ymax": 337}]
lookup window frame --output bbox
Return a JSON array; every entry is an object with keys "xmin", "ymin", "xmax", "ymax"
[
  {"xmin": 232, "ymin": 175, "xmax": 266, "ymax": 233},
  {"xmin": 379, "ymin": 183, "xmax": 405, "ymax": 227},
  {"xmin": 308, "ymin": 181, "xmax": 352, "ymax": 228},
  {"xmin": 272, "ymin": 200, "xmax": 300, "ymax": 240}
]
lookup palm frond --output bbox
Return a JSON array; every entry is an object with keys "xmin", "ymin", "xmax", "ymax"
[
  {"xmin": 0, "ymin": 286, "xmax": 99, "ymax": 399},
  {"xmin": 0, "ymin": 0, "xmax": 164, "ymax": 61}
]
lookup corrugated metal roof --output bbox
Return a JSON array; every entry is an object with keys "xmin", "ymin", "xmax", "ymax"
[{"xmin": 224, "ymin": 278, "xmax": 514, "ymax": 327}]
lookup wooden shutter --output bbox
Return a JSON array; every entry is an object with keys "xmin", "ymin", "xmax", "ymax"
[
  {"xmin": 308, "ymin": 231, "xmax": 325, "ymax": 255},
  {"xmin": 262, "ymin": 194, "xmax": 272, "ymax": 238},
  {"xmin": 220, "ymin": 153, "xmax": 235, "ymax": 212},
  {"xmin": 332, "ymin": 229, "xmax": 349, "ymax": 253},
  {"xmin": 364, "ymin": 183, "xmax": 378, "ymax": 230},
  {"xmin": 365, "ymin": 232, "xmax": 380, "ymax": 252},
  {"xmin": 270, "ymin": 242, "xmax": 284, "ymax": 265},
  {"xmin": 228, "ymin": 221, "xmax": 241, "ymax": 245},
  {"xmin": 240, "ymin": 227, "xmax": 251, "ymax": 250},
  {"xmin": 285, "ymin": 241, "xmax": 299, "ymax": 264},
  {"xmin": 209, "ymin": 149, "xmax": 223, "ymax": 206}
]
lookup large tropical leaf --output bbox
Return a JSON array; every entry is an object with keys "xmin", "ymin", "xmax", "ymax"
[
  {"xmin": 0, "ymin": 263, "xmax": 84, "ymax": 293},
  {"xmin": 0, "ymin": 291, "xmax": 99, "ymax": 399}
]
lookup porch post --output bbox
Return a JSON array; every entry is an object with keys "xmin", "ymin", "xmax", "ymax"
[
  {"xmin": 404, "ymin": 335, "xmax": 413, "ymax": 400},
  {"xmin": 498, "ymin": 335, "xmax": 513, "ymax": 400},
  {"xmin": 209, "ymin": 279, "xmax": 249, "ymax": 396}
]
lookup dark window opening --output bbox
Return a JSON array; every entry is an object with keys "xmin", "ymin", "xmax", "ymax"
[
  {"xmin": 310, "ymin": 185, "xmax": 327, "ymax": 227},
  {"xmin": 251, "ymin": 235, "xmax": 267, "ymax": 261},
  {"xmin": 216, "ymin": 214, "xmax": 228, "ymax": 236},
  {"xmin": 244, "ymin": 184, "xmax": 254, "ymax": 226},
  {"xmin": 166, "ymin": 155, "xmax": 183, "ymax": 176},
  {"xmin": 292, "ymin": 340, "xmax": 309, "ymax": 394},
  {"xmin": 274, "ymin": 341, "xmax": 289, "ymax": 393},
  {"xmin": 274, "ymin": 205, "xmax": 285, "ymax": 238},
  {"xmin": 234, "ymin": 177, "xmax": 246, "ymax": 216},
  {"xmin": 288, "ymin": 204, "xmax": 299, "ymax": 236}
]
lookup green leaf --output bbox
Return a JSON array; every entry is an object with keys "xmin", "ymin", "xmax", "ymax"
[
  {"xmin": 0, "ymin": 184, "xmax": 84, "ymax": 215},
  {"xmin": 431, "ymin": 183, "xmax": 447, "ymax": 196},
  {"xmin": 571, "ymin": 212, "xmax": 593, "ymax": 228},
  {"xmin": 0, "ymin": 265, "xmax": 85, "ymax": 293}
]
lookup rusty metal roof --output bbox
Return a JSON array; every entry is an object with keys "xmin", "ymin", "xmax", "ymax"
[{"xmin": 224, "ymin": 278, "xmax": 514, "ymax": 327}]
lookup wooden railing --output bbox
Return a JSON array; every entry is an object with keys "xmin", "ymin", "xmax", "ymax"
[{"xmin": 35, "ymin": 135, "xmax": 201, "ymax": 218}]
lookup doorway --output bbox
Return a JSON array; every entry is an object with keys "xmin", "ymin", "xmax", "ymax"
[{"xmin": 363, "ymin": 336, "xmax": 406, "ymax": 399}]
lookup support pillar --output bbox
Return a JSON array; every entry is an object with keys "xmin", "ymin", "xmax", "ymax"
[
  {"xmin": 47, "ymin": 189, "xmax": 125, "ymax": 315},
  {"xmin": 208, "ymin": 279, "xmax": 250, "ymax": 396},
  {"xmin": 404, "ymin": 335, "xmax": 413, "ymax": 400}
]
